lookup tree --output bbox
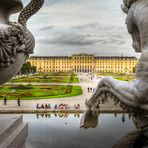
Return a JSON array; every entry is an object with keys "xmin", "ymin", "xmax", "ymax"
[
  {"xmin": 20, "ymin": 62, "xmax": 36, "ymax": 75},
  {"xmin": 132, "ymin": 66, "xmax": 136, "ymax": 73},
  {"xmin": 31, "ymin": 66, "xmax": 37, "ymax": 74}
]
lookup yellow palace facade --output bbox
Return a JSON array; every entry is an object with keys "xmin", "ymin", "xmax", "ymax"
[{"xmin": 27, "ymin": 54, "xmax": 137, "ymax": 73}]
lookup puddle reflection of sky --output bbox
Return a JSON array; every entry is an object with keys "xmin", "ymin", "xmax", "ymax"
[{"xmin": 24, "ymin": 114, "xmax": 136, "ymax": 148}]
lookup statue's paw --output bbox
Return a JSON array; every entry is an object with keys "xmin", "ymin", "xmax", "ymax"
[{"xmin": 80, "ymin": 109, "xmax": 98, "ymax": 129}]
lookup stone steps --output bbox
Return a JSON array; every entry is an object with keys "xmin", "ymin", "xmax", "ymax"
[{"xmin": 0, "ymin": 115, "xmax": 28, "ymax": 148}]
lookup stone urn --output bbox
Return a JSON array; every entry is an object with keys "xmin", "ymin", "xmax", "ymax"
[
  {"xmin": 0, "ymin": 1, "xmax": 44, "ymax": 148},
  {"xmin": 0, "ymin": 0, "xmax": 44, "ymax": 84}
]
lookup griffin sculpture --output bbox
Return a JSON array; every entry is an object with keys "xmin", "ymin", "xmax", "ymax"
[{"xmin": 81, "ymin": 0, "xmax": 148, "ymax": 127}]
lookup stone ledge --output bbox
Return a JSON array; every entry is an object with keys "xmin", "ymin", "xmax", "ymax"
[
  {"xmin": 0, "ymin": 115, "xmax": 28, "ymax": 148},
  {"xmin": 0, "ymin": 108, "xmax": 126, "ymax": 114},
  {"xmin": 0, "ymin": 115, "xmax": 23, "ymax": 144}
]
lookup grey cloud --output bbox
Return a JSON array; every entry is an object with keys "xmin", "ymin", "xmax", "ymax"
[
  {"xmin": 72, "ymin": 22, "xmax": 99, "ymax": 30},
  {"xmin": 22, "ymin": 0, "xmax": 136, "ymax": 57},
  {"xmin": 41, "ymin": 33, "xmax": 99, "ymax": 46},
  {"xmin": 39, "ymin": 26, "xmax": 54, "ymax": 31}
]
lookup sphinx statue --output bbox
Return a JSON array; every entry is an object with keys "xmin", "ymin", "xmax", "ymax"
[
  {"xmin": 0, "ymin": 0, "xmax": 44, "ymax": 84},
  {"xmin": 81, "ymin": 0, "xmax": 148, "ymax": 125}
]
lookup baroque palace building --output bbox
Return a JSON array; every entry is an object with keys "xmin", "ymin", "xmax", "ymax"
[{"xmin": 27, "ymin": 54, "xmax": 138, "ymax": 73}]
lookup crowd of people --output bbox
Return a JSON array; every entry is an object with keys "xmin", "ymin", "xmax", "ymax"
[
  {"xmin": 74, "ymin": 104, "xmax": 80, "ymax": 109},
  {"xmin": 36, "ymin": 103, "xmax": 51, "ymax": 109},
  {"xmin": 2, "ymin": 96, "xmax": 81, "ymax": 110},
  {"xmin": 87, "ymin": 87, "xmax": 95, "ymax": 93},
  {"xmin": 36, "ymin": 103, "xmax": 80, "ymax": 110}
]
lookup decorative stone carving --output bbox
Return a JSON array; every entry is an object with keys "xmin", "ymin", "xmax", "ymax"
[
  {"xmin": 81, "ymin": 0, "xmax": 148, "ymax": 126},
  {"xmin": 0, "ymin": 0, "xmax": 44, "ymax": 84},
  {"xmin": 0, "ymin": 1, "xmax": 44, "ymax": 148}
]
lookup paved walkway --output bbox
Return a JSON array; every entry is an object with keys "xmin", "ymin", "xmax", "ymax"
[{"xmin": 0, "ymin": 73, "xmax": 122, "ymax": 112}]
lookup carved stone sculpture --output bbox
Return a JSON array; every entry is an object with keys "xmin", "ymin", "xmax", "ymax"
[
  {"xmin": 81, "ymin": 0, "xmax": 148, "ymax": 126},
  {"xmin": 0, "ymin": 1, "xmax": 44, "ymax": 148},
  {"xmin": 0, "ymin": 0, "xmax": 44, "ymax": 84}
]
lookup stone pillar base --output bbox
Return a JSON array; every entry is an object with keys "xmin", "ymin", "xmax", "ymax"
[{"xmin": 0, "ymin": 115, "xmax": 28, "ymax": 148}]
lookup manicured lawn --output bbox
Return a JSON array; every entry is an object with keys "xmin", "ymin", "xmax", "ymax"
[
  {"xmin": 10, "ymin": 76, "xmax": 70, "ymax": 83},
  {"xmin": 114, "ymin": 76, "xmax": 134, "ymax": 81},
  {"xmin": 0, "ymin": 85, "xmax": 82, "ymax": 100},
  {"xmin": 34, "ymin": 72, "xmax": 77, "ymax": 77},
  {"xmin": 10, "ymin": 75, "xmax": 79, "ymax": 83},
  {"xmin": 98, "ymin": 73, "xmax": 135, "ymax": 81},
  {"xmin": 72, "ymin": 76, "xmax": 79, "ymax": 83}
]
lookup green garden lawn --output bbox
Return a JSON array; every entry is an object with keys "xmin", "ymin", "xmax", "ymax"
[
  {"xmin": 98, "ymin": 73, "xmax": 135, "ymax": 81},
  {"xmin": 33, "ymin": 72, "xmax": 77, "ymax": 77},
  {"xmin": 10, "ymin": 75, "xmax": 79, "ymax": 83},
  {"xmin": 0, "ymin": 85, "xmax": 82, "ymax": 100}
]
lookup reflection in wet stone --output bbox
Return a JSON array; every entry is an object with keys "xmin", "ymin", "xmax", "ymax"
[
  {"xmin": 122, "ymin": 114, "xmax": 125, "ymax": 123},
  {"xmin": 81, "ymin": 110, "xmax": 148, "ymax": 148},
  {"xmin": 128, "ymin": 114, "xmax": 132, "ymax": 120},
  {"xmin": 114, "ymin": 113, "xmax": 117, "ymax": 118},
  {"xmin": 74, "ymin": 114, "xmax": 80, "ymax": 118},
  {"xmin": 80, "ymin": 110, "xmax": 98, "ymax": 129},
  {"xmin": 48, "ymin": 114, "xmax": 51, "ymax": 118},
  {"xmin": 24, "ymin": 113, "xmax": 148, "ymax": 148},
  {"xmin": 35, "ymin": 113, "xmax": 80, "ymax": 119},
  {"xmin": 113, "ymin": 114, "xmax": 148, "ymax": 148}
]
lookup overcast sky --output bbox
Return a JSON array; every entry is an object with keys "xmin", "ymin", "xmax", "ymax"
[{"xmin": 12, "ymin": 0, "xmax": 138, "ymax": 57}]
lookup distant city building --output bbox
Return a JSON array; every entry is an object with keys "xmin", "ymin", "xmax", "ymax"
[{"xmin": 27, "ymin": 54, "xmax": 137, "ymax": 73}]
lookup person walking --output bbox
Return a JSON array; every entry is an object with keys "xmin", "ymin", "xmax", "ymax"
[
  {"xmin": 17, "ymin": 97, "xmax": 21, "ymax": 107},
  {"xmin": 36, "ymin": 103, "xmax": 40, "ymax": 109},
  {"xmin": 87, "ymin": 87, "xmax": 89, "ymax": 93},
  {"xmin": 54, "ymin": 104, "xmax": 57, "ymax": 109},
  {"xmin": 90, "ymin": 87, "xmax": 92, "ymax": 93},
  {"xmin": 3, "ymin": 96, "xmax": 7, "ymax": 105}
]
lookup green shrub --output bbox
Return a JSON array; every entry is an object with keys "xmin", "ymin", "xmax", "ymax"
[{"xmin": 10, "ymin": 85, "xmax": 33, "ymax": 89}]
